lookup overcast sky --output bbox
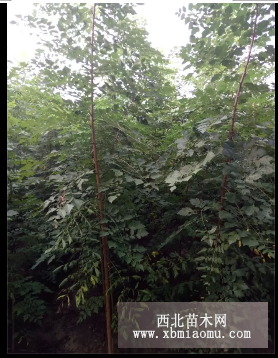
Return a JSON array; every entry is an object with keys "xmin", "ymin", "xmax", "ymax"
[
  {"xmin": 7, "ymin": 2, "xmax": 188, "ymax": 65},
  {"xmin": 7, "ymin": 1, "xmax": 274, "ymax": 92}
]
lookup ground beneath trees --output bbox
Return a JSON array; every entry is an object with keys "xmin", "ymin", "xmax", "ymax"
[{"xmin": 34, "ymin": 311, "xmax": 107, "ymax": 353}]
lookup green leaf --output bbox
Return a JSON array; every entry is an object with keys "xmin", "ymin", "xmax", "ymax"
[
  {"xmin": 231, "ymin": 25, "xmax": 241, "ymax": 35},
  {"xmin": 177, "ymin": 207, "xmax": 196, "ymax": 216},
  {"xmin": 132, "ymin": 275, "xmax": 141, "ymax": 280},
  {"xmin": 108, "ymin": 195, "xmax": 118, "ymax": 203},
  {"xmin": 243, "ymin": 205, "xmax": 255, "ymax": 216},
  {"xmin": 57, "ymin": 209, "xmax": 66, "ymax": 218},
  {"xmin": 219, "ymin": 211, "xmax": 233, "ymax": 220},
  {"xmin": 108, "ymin": 241, "xmax": 117, "ymax": 248},
  {"xmin": 224, "ymin": 5, "xmax": 233, "ymax": 16},
  {"xmin": 77, "ymin": 178, "xmax": 88, "ymax": 190},
  {"xmin": 234, "ymin": 289, "xmax": 244, "ymax": 298},
  {"xmin": 195, "ymin": 256, "xmax": 205, "ymax": 262},
  {"xmin": 136, "ymin": 264, "xmax": 144, "ymax": 271},
  {"xmin": 134, "ymin": 178, "xmax": 143, "ymax": 185},
  {"xmin": 191, "ymin": 27, "xmax": 199, "ymax": 36},
  {"xmin": 218, "ymin": 25, "xmax": 225, "ymax": 36},
  {"xmin": 49, "ymin": 174, "xmax": 63, "ymax": 181},
  {"xmin": 234, "ymin": 269, "xmax": 246, "ymax": 277},
  {"xmin": 123, "ymin": 215, "xmax": 133, "ymax": 221},
  {"xmin": 208, "ymin": 226, "xmax": 217, "ymax": 234},
  {"xmin": 189, "ymin": 198, "xmax": 202, "ymax": 207},
  {"xmin": 46, "ymin": 208, "xmax": 57, "ymax": 215},
  {"xmin": 238, "ymin": 230, "xmax": 249, "ymax": 238},
  {"xmin": 223, "ymin": 141, "xmax": 235, "ymax": 158},
  {"xmin": 64, "ymin": 203, "xmax": 74, "ymax": 214},
  {"xmin": 221, "ymin": 60, "xmax": 234, "ymax": 68},
  {"xmin": 136, "ymin": 228, "xmax": 148, "ymax": 239},
  {"xmin": 215, "ymin": 45, "xmax": 227, "ymax": 57},
  {"xmin": 228, "ymin": 233, "xmax": 240, "ymax": 245},
  {"xmin": 7, "ymin": 210, "xmax": 19, "ymax": 217},
  {"xmin": 43, "ymin": 200, "xmax": 51, "ymax": 210},
  {"xmin": 125, "ymin": 175, "xmax": 134, "ymax": 182},
  {"xmin": 225, "ymin": 193, "xmax": 236, "ymax": 203},
  {"xmin": 47, "ymin": 255, "xmax": 55, "ymax": 264},
  {"xmin": 23, "ymin": 314, "xmax": 29, "ymax": 322},
  {"xmin": 211, "ymin": 74, "xmax": 222, "ymax": 82},
  {"xmin": 242, "ymin": 238, "xmax": 259, "ymax": 248},
  {"xmin": 112, "ymin": 169, "xmax": 123, "ymax": 177},
  {"xmin": 202, "ymin": 151, "xmax": 216, "ymax": 166},
  {"xmin": 72, "ymin": 198, "xmax": 84, "ymax": 209},
  {"xmin": 238, "ymin": 282, "xmax": 249, "ymax": 291},
  {"xmin": 197, "ymin": 248, "xmax": 208, "ymax": 255}
]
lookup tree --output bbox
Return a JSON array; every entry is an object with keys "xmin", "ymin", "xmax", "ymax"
[{"xmin": 8, "ymin": 2, "xmax": 274, "ymax": 353}]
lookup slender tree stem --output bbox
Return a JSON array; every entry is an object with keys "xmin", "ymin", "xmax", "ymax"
[
  {"xmin": 90, "ymin": 4, "xmax": 113, "ymax": 353},
  {"xmin": 217, "ymin": 4, "xmax": 259, "ymax": 241}
]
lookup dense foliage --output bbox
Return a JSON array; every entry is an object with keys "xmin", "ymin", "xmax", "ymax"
[{"xmin": 8, "ymin": 3, "xmax": 274, "ymax": 353}]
